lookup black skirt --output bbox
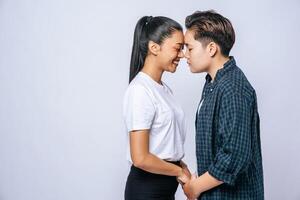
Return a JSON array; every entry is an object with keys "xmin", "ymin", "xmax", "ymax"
[{"xmin": 124, "ymin": 161, "xmax": 180, "ymax": 200}]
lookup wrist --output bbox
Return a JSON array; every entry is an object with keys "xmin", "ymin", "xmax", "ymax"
[
  {"xmin": 176, "ymin": 164, "xmax": 188, "ymax": 178},
  {"xmin": 193, "ymin": 177, "xmax": 203, "ymax": 196},
  {"xmin": 180, "ymin": 160, "xmax": 187, "ymax": 168},
  {"xmin": 177, "ymin": 166, "xmax": 184, "ymax": 177}
]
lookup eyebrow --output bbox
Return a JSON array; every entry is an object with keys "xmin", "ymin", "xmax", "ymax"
[
  {"xmin": 185, "ymin": 43, "xmax": 194, "ymax": 46},
  {"xmin": 174, "ymin": 43, "xmax": 184, "ymax": 49}
]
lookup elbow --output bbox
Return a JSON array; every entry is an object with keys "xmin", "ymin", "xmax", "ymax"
[{"xmin": 132, "ymin": 155, "xmax": 147, "ymax": 169}]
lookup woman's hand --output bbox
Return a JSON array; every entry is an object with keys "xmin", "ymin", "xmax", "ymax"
[
  {"xmin": 178, "ymin": 160, "xmax": 192, "ymax": 183},
  {"xmin": 177, "ymin": 167, "xmax": 191, "ymax": 185},
  {"xmin": 177, "ymin": 161, "xmax": 192, "ymax": 185},
  {"xmin": 180, "ymin": 161, "xmax": 192, "ymax": 179},
  {"xmin": 183, "ymin": 174, "xmax": 200, "ymax": 200}
]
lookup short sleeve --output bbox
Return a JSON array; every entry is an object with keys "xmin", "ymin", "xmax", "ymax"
[{"xmin": 123, "ymin": 84, "xmax": 156, "ymax": 132}]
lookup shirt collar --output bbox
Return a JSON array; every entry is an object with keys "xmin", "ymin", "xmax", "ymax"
[{"xmin": 205, "ymin": 56, "xmax": 236, "ymax": 83}]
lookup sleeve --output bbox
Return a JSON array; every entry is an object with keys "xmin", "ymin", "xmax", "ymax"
[
  {"xmin": 208, "ymin": 92, "xmax": 253, "ymax": 186},
  {"xmin": 123, "ymin": 84, "xmax": 156, "ymax": 132}
]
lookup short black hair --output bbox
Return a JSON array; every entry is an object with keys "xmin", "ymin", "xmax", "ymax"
[{"xmin": 185, "ymin": 10, "xmax": 235, "ymax": 56}]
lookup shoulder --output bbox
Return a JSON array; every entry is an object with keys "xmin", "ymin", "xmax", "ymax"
[
  {"xmin": 123, "ymin": 77, "xmax": 156, "ymax": 107},
  {"xmin": 125, "ymin": 75, "xmax": 153, "ymax": 96},
  {"xmin": 219, "ymin": 66, "xmax": 256, "ymax": 103}
]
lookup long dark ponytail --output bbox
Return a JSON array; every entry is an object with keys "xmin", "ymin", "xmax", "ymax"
[{"xmin": 129, "ymin": 16, "xmax": 182, "ymax": 83}]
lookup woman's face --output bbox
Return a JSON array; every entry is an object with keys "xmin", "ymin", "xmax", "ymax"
[{"xmin": 157, "ymin": 30, "xmax": 184, "ymax": 73}]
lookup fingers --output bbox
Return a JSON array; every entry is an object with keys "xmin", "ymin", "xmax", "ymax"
[
  {"xmin": 183, "ymin": 168, "xmax": 192, "ymax": 178},
  {"xmin": 191, "ymin": 173, "xmax": 197, "ymax": 180},
  {"xmin": 177, "ymin": 178, "xmax": 185, "ymax": 185},
  {"xmin": 177, "ymin": 175, "xmax": 188, "ymax": 184}
]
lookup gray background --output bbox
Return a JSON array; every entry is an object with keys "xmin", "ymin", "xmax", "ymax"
[{"xmin": 1, "ymin": 0, "xmax": 300, "ymax": 199}]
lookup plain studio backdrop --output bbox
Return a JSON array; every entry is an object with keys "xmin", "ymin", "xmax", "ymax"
[{"xmin": 1, "ymin": 0, "xmax": 300, "ymax": 199}]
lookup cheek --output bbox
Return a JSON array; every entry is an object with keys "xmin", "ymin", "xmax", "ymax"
[
  {"xmin": 191, "ymin": 51, "xmax": 207, "ymax": 69},
  {"xmin": 157, "ymin": 52, "xmax": 167, "ymax": 62},
  {"xmin": 165, "ymin": 51, "xmax": 177, "ymax": 63},
  {"xmin": 190, "ymin": 51, "xmax": 201, "ymax": 63},
  {"xmin": 158, "ymin": 52, "xmax": 173, "ymax": 68},
  {"xmin": 168, "ymin": 50, "xmax": 178, "ymax": 58}
]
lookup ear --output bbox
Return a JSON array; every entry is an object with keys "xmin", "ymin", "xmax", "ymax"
[
  {"xmin": 148, "ymin": 41, "xmax": 161, "ymax": 56},
  {"xmin": 207, "ymin": 42, "xmax": 217, "ymax": 57}
]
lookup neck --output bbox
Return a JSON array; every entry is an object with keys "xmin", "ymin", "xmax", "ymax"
[
  {"xmin": 207, "ymin": 56, "xmax": 230, "ymax": 81},
  {"xmin": 141, "ymin": 56, "xmax": 164, "ymax": 84}
]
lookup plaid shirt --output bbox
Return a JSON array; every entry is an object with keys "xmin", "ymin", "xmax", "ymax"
[{"xmin": 195, "ymin": 57, "xmax": 264, "ymax": 199}]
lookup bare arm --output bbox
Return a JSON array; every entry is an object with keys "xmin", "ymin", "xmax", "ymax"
[
  {"xmin": 130, "ymin": 129, "xmax": 189, "ymax": 182},
  {"xmin": 183, "ymin": 172, "xmax": 223, "ymax": 199},
  {"xmin": 193, "ymin": 172, "xmax": 223, "ymax": 193}
]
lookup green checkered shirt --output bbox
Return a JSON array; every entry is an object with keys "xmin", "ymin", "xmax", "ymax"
[{"xmin": 195, "ymin": 57, "xmax": 264, "ymax": 199}]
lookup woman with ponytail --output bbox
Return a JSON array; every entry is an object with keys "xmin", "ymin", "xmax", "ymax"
[{"xmin": 123, "ymin": 16, "xmax": 191, "ymax": 200}]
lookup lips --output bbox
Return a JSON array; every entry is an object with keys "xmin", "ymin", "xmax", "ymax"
[{"xmin": 173, "ymin": 59, "xmax": 180, "ymax": 65}]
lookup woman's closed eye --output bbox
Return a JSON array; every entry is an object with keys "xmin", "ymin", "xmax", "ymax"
[
  {"xmin": 175, "ymin": 45, "xmax": 184, "ymax": 52},
  {"xmin": 174, "ymin": 47, "xmax": 181, "ymax": 52}
]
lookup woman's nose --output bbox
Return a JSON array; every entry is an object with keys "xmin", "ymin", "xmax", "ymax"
[{"xmin": 178, "ymin": 50, "xmax": 184, "ymax": 58}]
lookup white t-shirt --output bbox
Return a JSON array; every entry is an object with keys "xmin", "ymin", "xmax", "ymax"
[{"xmin": 123, "ymin": 72, "xmax": 186, "ymax": 163}]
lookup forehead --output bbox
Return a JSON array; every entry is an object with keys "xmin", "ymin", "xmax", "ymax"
[
  {"xmin": 164, "ymin": 30, "xmax": 184, "ymax": 44},
  {"xmin": 184, "ymin": 29, "xmax": 196, "ymax": 42}
]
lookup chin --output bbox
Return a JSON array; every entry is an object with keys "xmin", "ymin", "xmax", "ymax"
[
  {"xmin": 167, "ymin": 65, "xmax": 177, "ymax": 73},
  {"xmin": 168, "ymin": 69, "xmax": 177, "ymax": 73},
  {"xmin": 190, "ymin": 65, "xmax": 206, "ymax": 73},
  {"xmin": 189, "ymin": 66, "xmax": 198, "ymax": 73}
]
